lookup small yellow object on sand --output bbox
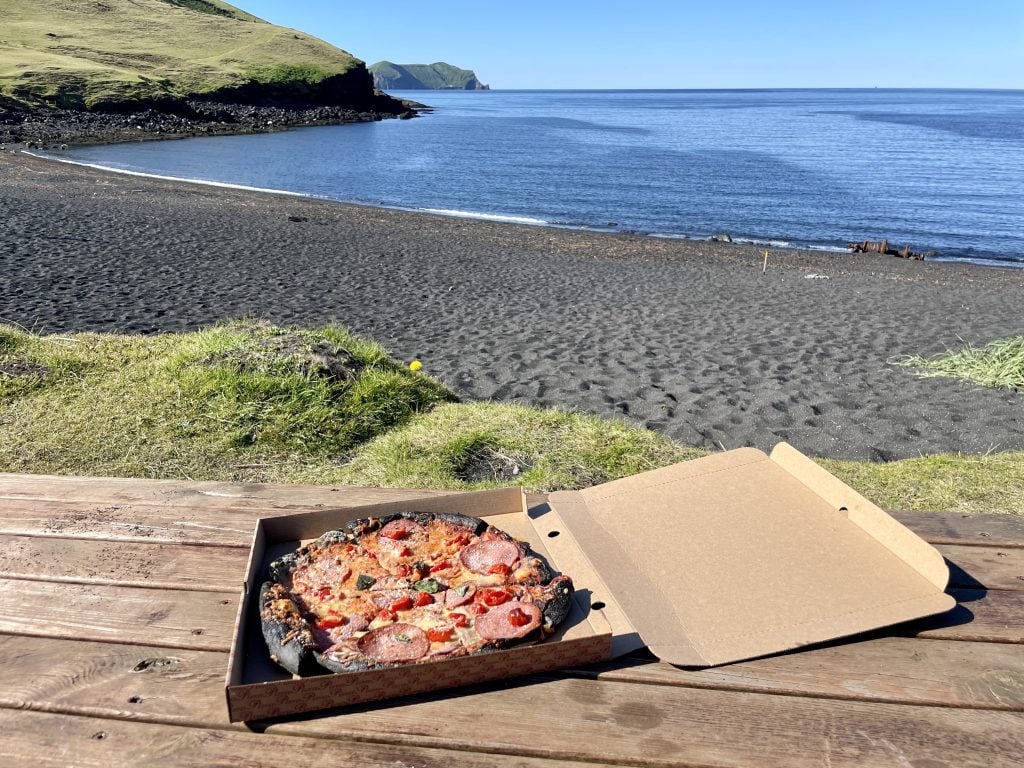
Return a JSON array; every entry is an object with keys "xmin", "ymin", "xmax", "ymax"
[{"xmin": 409, "ymin": 360, "xmax": 423, "ymax": 372}]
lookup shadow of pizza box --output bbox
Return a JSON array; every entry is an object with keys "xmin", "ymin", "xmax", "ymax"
[{"xmin": 225, "ymin": 442, "xmax": 955, "ymax": 722}]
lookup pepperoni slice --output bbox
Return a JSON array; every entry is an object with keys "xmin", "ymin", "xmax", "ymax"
[
  {"xmin": 443, "ymin": 583, "xmax": 477, "ymax": 608},
  {"xmin": 460, "ymin": 540, "xmax": 520, "ymax": 575},
  {"xmin": 356, "ymin": 624, "xmax": 430, "ymax": 662},
  {"xmin": 474, "ymin": 601, "xmax": 542, "ymax": 641}
]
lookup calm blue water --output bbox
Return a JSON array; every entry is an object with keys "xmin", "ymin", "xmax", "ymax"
[{"xmin": 62, "ymin": 89, "xmax": 1024, "ymax": 267}]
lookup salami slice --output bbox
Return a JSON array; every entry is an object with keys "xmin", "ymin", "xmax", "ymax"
[
  {"xmin": 356, "ymin": 624, "xmax": 430, "ymax": 662},
  {"xmin": 460, "ymin": 540, "xmax": 520, "ymax": 574},
  {"xmin": 443, "ymin": 583, "xmax": 477, "ymax": 608},
  {"xmin": 474, "ymin": 601, "xmax": 542, "ymax": 641}
]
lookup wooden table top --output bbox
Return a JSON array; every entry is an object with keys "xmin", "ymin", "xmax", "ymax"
[{"xmin": 0, "ymin": 473, "xmax": 1022, "ymax": 767}]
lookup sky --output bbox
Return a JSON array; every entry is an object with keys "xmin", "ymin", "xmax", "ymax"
[{"xmin": 237, "ymin": 1, "xmax": 1023, "ymax": 90}]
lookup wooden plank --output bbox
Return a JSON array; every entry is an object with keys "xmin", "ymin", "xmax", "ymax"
[
  {"xmin": 891, "ymin": 510, "xmax": 1024, "ymax": 548},
  {"xmin": 2, "ymin": 520, "xmax": 1017, "ymax": 597},
  {"xmin": 0, "ymin": 579, "xmax": 1017, "ymax": 668},
  {"xmin": 0, "ymin": 473, "xmax": 452, "ymax": 510},
  {"xmin": 0, "ymin": 535, "xmax": 247, "ymax": 591},
  {"xmin": 943, "ymin": 543, "xmax": 1024, "ymax": 591},
  {"xmin": 911, "ymin": 588, "xmax": 1024, "ymax": 643},
  {"xmin": 0, "ymin": 709, "xmax": 593, "ymax": 768},
  {"xmin": 569, "ymin": 637, "xmax": 1024, "ymax": 710},
  {"xmin": 0, "ymin": 636, "xmax": 227, "ymax": 724},
  {"xmin": 0, "ymin": 497, "xmax": 263, "ymax": 546},
  {"xmin": 266, "ymin": 677, "xmax": 1024, "ymax": 768},
  {"xmin": 4, "ymin": 472, "xmax": 1023, "ymax": 547},
  {"xmin": 1, "ymin": 637, "xmax": 1021, "ymax": 768},
  {"xmin": 2, "ymin": 632, "xmax": 1020, "ymax": 730},
  {"xmin": 0, "ymin": 580, "xmax": 237, "ymax": 651}
]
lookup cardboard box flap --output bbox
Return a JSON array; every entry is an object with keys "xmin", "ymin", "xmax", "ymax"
[
  {"xmin": 768, "ymin": 443, "xmax": 949, "ymax": 589},
  {"xmin": 548, "ymin": 445, "xmax": 955, "ymax": 668}
]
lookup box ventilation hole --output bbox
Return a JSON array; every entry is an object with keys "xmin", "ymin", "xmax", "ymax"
[{"xmin": 547, "ymin": 530, "xmax": 560, "ymax": 538}]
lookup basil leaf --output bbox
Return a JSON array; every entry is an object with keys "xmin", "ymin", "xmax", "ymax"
[
  {"xmin": 394, "ymin": 633, "xmax": 411, "ymax": 643},
  {"xmin": 455, "ymin": 584, "xmax": 470, "ymax": 598},
  {"xmin": 355, "ymin": 574, "xmax": 376, "ymax": 590},
  {"xmin": 413, "ymin": 577, "xmax": 442, "ymax": 594},
  {"xmin": 412, "ymin": 561, "xmax": 429, "ymax": 574}
]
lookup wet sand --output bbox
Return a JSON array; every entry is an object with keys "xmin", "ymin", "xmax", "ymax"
[{"xmin": 2, "ymin": 150, "xmax": 1022, "ymax": 460}]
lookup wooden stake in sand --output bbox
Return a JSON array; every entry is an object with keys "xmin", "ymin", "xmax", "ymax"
[{"xmin": 762, "ymin": 250, "xmax": 769, "ymax": 275}]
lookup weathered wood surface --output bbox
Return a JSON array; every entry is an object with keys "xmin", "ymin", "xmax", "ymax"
[
  {"xmin": 0, "ymin": 709, "xmax": 587, "ymax": 768},
  {"xmin": 1, "ymin": 472, "xmax": 1022, "ymax": 768}
]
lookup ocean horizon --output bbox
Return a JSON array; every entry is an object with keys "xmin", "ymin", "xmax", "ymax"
[{"xmin": 58, "ymin": 88, "xmax": 1024, "ymax": 268}]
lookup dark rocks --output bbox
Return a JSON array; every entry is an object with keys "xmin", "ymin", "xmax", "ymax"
[
  {"xmin": 710, "ymin": 232, "xmax": 733, "ymax": 243},
  {"xmin": 0, "ymin": 92, "xmax": 420, "ymax": 150}
]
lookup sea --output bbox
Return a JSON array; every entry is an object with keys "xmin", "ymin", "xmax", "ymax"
[{"xmin": 58, "ymin": 89, "xmax": 1024, "ymax": 268}]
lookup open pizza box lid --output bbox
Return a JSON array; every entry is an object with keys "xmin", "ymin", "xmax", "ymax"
[{"xmin": 543, "ymin": 442, "xmax": 955, "ymax": 668}]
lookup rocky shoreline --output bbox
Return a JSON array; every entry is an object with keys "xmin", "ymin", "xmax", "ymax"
[{"xmin": 0, "ymin": 96, "xmax": 420, "ymax": 150}]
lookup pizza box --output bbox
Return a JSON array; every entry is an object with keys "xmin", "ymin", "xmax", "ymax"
[
  {"xmin": 225, "ymin": 442, "xmax": 955, "ymax": 721},
  {"xmin": 225, "ymin": 486, "xmax": 615, "ymax": 722}
]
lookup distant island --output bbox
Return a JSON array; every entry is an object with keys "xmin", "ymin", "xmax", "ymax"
[
  {"xmin": 370, "ymin": 62, "xmax": 489, "ymax": 91},
  {"xmin": 1, "ymin": 0, "xmax": 415, "ymax": 147}
]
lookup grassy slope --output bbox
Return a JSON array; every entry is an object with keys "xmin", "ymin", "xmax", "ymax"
[
  {"xmin": 0, "ymin": 0, "xmax": 362, "ymax": 108},
  {"xmin": 1, "ymin": 322, "xmax": 1021, "ymax": 514}
]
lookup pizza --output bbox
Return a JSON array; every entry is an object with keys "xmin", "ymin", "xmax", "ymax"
[{"xmin": 259, "ymin": 511, "xmax": 574, "ymax": 675}]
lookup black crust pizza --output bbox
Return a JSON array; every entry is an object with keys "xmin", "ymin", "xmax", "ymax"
[{"xmin": 259, "ymin": 511, "xmax": 574, "ymax": 675}]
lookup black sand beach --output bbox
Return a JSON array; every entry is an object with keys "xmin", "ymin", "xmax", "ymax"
[{"xmin": 2, "ymin": 150, "xmax": 1022, "ymax": 461}]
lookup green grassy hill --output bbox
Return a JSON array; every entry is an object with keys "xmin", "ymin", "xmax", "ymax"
[
  {"xmin": 370, "ymin": 61, "xmax": 489, "ymax": 90},
  {"xmin": 1, "ymin": 0, "xmax": 378, "ymax": 110}
]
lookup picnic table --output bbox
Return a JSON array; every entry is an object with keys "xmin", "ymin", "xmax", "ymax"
[{"xmin": 0, "ymin": 473, "xmax": 1021, "ymax": 767}]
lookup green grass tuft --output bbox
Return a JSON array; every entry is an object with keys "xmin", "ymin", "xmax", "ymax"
[
  {"xmin": 0, "ymin": 321, "xmax": 453, "ymax": 480},
  {"xmin": 336, "ymin": 401, "xmax": 701, "ymax": 492},
  {"xmin": 895, "ymin": 337, "xmax": 1024, "ymax": 391},
  {"xmin": 822, "ymin": 451, "xmax": 1024, "ymax": 516}
]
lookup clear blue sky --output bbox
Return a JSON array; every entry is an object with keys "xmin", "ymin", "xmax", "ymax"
[{"xmin": 238, "ymin": 1, "xmax": 1023, "ymax": 89}]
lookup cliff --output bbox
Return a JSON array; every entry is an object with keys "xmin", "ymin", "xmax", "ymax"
[{"xmin": 370, "ymin": 62, "xmax": 489, "ymax": 91}]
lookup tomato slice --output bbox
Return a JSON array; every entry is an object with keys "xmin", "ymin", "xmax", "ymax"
[
  {"xmin": 429, "ymin": 559, "xmax": 451, "ymax": 573},
  {"xmin": 426, "ymin": 626, "xmax": 454, "ymax": 642},
  {"xmin": 477, "ymin": 588, "xmax": 511, "ymax": 607},
  {"xmin": 394, "ymin": 564, "xmax": 412, "ymax": 578},
  {"xmin": 414, "ymin": 591, "xmax": 434, "ymax": 607},
  {"xmin": 467, "ymin": 603, "xmax": 488, "ymax": 616},
  {"xmin": 376, "ymin": 609, "xmax": 397, "ymax": 623},
  {"xmin": 316, "ymin": 586, "xmax": 333, "ymax": 600},
  {"xmin": 507, "ymin": 608, "xmax": 531, "ymax": 627},
  {"xmin": 317, "ymin": 616, "xmax": 345, "ymax": 629},
  {"xmin": 382, "ymin": 528, "xmax": 409, "ymax": 540},
  {"xmin": 449, "ymin": 612, "xmax": 469, "ymax": 627},
  {"xmin": 487, "ymin": 563, "xmax": 512, "ymax": 578},
  {"xmin": 389, "ymin": 595, "xmax": 414, "ymax": 612}
]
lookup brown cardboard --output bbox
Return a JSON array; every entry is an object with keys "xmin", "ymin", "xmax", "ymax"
[
  {"xmin": 547, "ymin": 443, "xmax": 956, "ymax": 667},
  {"xmin": 225, "ymin": 487, "xmax": 613, "ymax": 722}
]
